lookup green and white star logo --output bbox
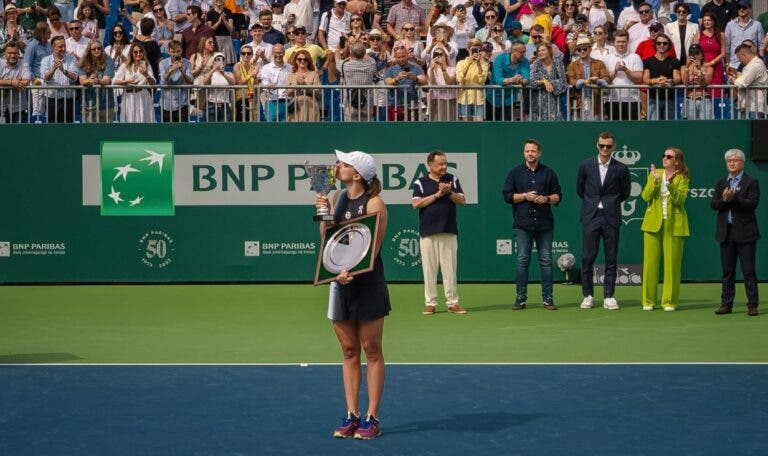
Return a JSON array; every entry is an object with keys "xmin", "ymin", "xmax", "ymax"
[{"xmin": 100, "ymin": 142, "xmax": 174, "ymax": 216}]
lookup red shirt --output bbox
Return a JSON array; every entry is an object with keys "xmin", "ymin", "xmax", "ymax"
[
  {"xmin": 635, "ymin": 38, "xmax": 676, "ymax": 62},
  {"xmin": 181, "ymin": 24, "xmax": 217, "ymax": 59}
]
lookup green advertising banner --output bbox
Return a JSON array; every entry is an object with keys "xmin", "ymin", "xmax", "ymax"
[{"xmin": 1, "ymin": 121, "xmax": 765, "ymax": 283}]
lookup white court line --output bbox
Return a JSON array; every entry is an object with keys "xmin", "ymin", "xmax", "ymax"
[{"xmin": 2, "ymin": 362, "xmax": 768, "ymax": 366}]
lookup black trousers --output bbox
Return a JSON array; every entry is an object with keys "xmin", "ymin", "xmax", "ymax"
[
  {"xmin": 162, "ymin": 106, "xmax": 189, "ymax": 123},
  {"xmin": 47, "ymin": 98, "xmax": 74, "ymax": 123},
  {"xmin": 581, "ymin": 209, "xmax": 620, "ymax": 298},
  {"xmin": 720, "ymin": 226, "xmax": 759, "ymax": 308},
  {"xmin": 604, "ymin": 101, "xmax": 640, "ymax": 120}
]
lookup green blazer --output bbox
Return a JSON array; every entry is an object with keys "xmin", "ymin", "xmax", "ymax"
[{"xmin": 640, "ymin": 170, "xmax": 690, "ymax": 237}]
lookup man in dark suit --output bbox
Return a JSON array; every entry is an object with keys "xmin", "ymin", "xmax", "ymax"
[
  {"xmin": 576, "ymin": 132, "xmax": 631, "ymax": 310},
  {"xmin": 711, "ymin": 148, "xmax": 761, "ymax": 316}
]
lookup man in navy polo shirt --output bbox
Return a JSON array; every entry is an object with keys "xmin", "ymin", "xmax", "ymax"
[
  {"xmin": 502, "ymin": 139, "xmax": 562, "ymax": 311},
  {"xmin": 412, "ymin": 151, "xmax": 467, "ymax": 316}
]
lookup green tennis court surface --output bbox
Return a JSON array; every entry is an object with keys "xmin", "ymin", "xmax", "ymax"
[{"xmin": 1, "ymin": 283, "xmax": 765, "ymax": 364}]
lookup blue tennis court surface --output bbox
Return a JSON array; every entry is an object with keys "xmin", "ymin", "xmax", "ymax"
[{"xmin": 2, "ymin": 364, "xmax": 766, "ymax": 455}]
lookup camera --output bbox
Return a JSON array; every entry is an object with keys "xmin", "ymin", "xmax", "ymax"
[{"xmin": 173, "ymin": 55, "xmax": 182, "ymax": 62}]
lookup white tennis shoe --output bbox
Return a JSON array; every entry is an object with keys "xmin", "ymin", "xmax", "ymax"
[
  {"xmin": 603, "ymin": 297, "xmax": 619, "ymax": 310},
  {"xmin": 580, "ymin": 295, "xmax": 593, "ymax": 309}
]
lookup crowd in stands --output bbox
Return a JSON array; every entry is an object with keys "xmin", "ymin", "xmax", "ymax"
[{"xmin": 1, "ymin": 0, "xmax": 767, "ymax": 122}]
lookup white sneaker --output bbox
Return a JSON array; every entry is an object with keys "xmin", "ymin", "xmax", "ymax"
[
  {"xmin": 663, "ymin": 306, "xmax": 675, "ymax": 312},
  {"xmin": 603, "ymin": 297, "xmax": 619, "ymax": 310},
  {"xmin": 643, "ymin": 306, "xmax": 653, "ymax": 311},
  {"xmin": 580, "ymin": 296, "xmax": 593, "ymax": 309}
]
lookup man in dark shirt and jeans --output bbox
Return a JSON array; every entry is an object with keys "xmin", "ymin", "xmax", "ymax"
[
  {"xmin": 412, "ymin": 150, "xmax": 467, "ymax": 315},
  {"xmin": 502, "ymin": 139, "xmax": 563, "ymax": 310}
]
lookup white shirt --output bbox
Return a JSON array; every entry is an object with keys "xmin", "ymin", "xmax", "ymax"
[
  {"xmin": 283, "ymin": 0, "xmax": 314, "ymax": 34},
  {"xmin": 597, "ymin": 157, "xmax": 611, "ymax": 208},
  {"xmin": 734, "ymin": 56, "xmax": 768, "ymax": 114},
  {"xmin": 628, "ymin": 21, "xmax": 652, "ymax": 53},
  {"xmin": 603, "ymin": 49, "xmax": 642, "ymax": 102},
  {"xmin": 258, "ymin": 62, "xmax": 293, "ymax": 99},
  {"xmin": 243, "ymin": 40, "xmax": 273, "ymax": 64},
  {"xmin": 588, "ymin": 7, "xmax": 614, "ymax": 33},
  {"xmin": 65, "ymin": 36, "xmax": 90, "ymax": 59},
  {"xmin": 319, "ymin": 9, "xmax": 350, "ymax": 51}
]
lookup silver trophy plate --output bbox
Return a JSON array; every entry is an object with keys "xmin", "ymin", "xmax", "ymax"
[{"xmin": 322, "ymin": 222, "xmax": 372, "ymax": 274}]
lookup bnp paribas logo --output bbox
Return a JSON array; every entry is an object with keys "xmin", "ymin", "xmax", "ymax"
[{"xmin": 100, "ymin": 142, "xmax": 174, "ymax": 216}]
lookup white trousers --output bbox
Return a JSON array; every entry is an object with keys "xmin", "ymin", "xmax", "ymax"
[{"xmin": 420, "ymin": 233, "xmax": 459, "ymax": 307}]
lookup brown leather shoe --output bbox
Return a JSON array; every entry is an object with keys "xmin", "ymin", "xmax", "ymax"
[
  {"xmin": 447, "ymin": 304, "xmax": 467, "ymax": 314},
  {"xmin": 714, "ymin": 305, "xmax": 733, "ymax": 315},
  {"xmin": 747, "ymin": 307, "xmax": 759, "ymax": 316},
  {"xmin": 422, "ymin": 305, "xmax": 436, "ymax": 315}
]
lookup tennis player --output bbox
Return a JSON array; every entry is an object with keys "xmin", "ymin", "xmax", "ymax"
[{"xmin": 315, "ymin": 150, "xmax": 390, "ymax": 440}]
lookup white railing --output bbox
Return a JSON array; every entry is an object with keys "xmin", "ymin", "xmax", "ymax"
[{"xmin": 1, "ymin": 84, "xmax": 766, "ymax": 124}]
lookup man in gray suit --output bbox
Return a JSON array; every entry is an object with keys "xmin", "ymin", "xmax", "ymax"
[{"xmin": 576, "ymin": 132, "xmax": 631, "ymax": 310}]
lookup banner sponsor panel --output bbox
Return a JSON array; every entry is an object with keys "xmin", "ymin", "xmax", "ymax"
[{"xmin": 1, "ymin": 122, "xmax": 764, "ymax": 283}]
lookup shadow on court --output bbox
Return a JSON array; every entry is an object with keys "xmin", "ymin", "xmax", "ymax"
[
  {"xmin": 0, "ymin": 352, "xmax": 83, "ymax": 363},
  {"xmin": 386, "ymin": 411, "xmax": 547, "ymax": 435}
]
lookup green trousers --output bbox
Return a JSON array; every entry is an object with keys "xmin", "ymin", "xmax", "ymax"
[{"xmin": 642, "ymin": 219, "xmax": 686, "ymax": 309}]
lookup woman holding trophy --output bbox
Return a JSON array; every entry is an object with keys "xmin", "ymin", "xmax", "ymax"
[{"xmin": 315, "ymin": 150, "xmax": 390, "ymax": 440}]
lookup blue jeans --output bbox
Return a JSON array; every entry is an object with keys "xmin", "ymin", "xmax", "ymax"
[
  {"xmin": 514, "ymin": 228, "xmax": 554, "ymax": 300},
  {"xmin": 264, "ymin": 99, "xmax": 288, "ymax": 122}
]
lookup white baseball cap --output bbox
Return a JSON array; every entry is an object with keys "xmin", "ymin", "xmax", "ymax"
[{"xmin": 335, "ymin": 150, "xmax": 377, "ymax": 183}]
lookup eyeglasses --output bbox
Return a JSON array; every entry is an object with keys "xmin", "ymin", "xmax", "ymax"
[
  {"xmin": 638, "ymin": 9, "xmax": 652, "ymax": 14},
  {"xmin": 351, "ymin": 17, "xmax": 362, "ymax": 21},
  {"xmin": 69, "ymin": 26, "xmax": 81, "ymax": 30},
  {"xmin": 662, "ymin": 154, "xmax": 675, "ymax": 159},
  {"xmin": 676, "ymin": 10, "xmax": 688, "ymax": 14},
  {"xmin": 485, "ymin": 14, "xmax": 496, "ymax": 18},
  {"xmin": 598, "ymin": 144, "xmax": 614, "ymax": 149},
  {"xmin": 402, "ymin": 27, "xmax": 414, "ymax": 31},
  {"xmin": 578, "ymin": 47, "xmax": 590, "ymax": 52},
  {"xmin": 241, "ymin": 51, "xmax": 253, "ymax": 55},
  {"xmin": 655, "ymin": 41, "xmax": 670, "ymax": 46},
  {"xmin": 530, "ymin": 34, "xmax": 542, "ymax": 39},
  {"xmin": 153, "ymin": 8, "xmax": 164, "ymax": 12}
]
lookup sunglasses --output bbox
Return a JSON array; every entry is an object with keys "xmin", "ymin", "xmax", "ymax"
[
  {"xmin": 91, "ymin": 46, "xmax": 102, "ymax": 50},
  {"xmin": 655, "ymin": 41, "xmax": 670, "ymax": 46},
  {"xmin": 531, "ymin": 34, "xmax": 542, "ymax": 39},
  {"xmin": 638, "ymin": 9, "xmax": 652, "ymax": 13},
  {"xmin": 402, "ymin": 27, "xmax": 415, "ymax": 31},
  {"xmin": 132, "ymin": 50, "xmax": 144, "ymax": 54},
  {"xmin": 433, "ymin": 52, "xmax": 444, "ymax": 57},
  {"xmin": 485, "ymin": 14, "xmax": 496, "ymax": 18},
  {"xmin": 214, "ymin": 57, "xmax": 225, "ymax": 61},
  {"xmin": 241, "ymin": 51, "xmax": 253, "ymax": 55},
  {"xmin": 351, "ymin": 17, "xmax": 362, "ymax": 21},
  {"xmin": 369, "ymin": 36, "xmax": 381, "ymax": 41},
  {"xmin": 598, "ymin": 144, "xmax": 614, "ymax": 149},
  {"xmin": 662, "ymin": 154, "xmax": 675, "ymax": 159},
  {"xmin": 564, "ymin": 3, "xmax": 575, "ymax": 6},
  {"xmin": 578, "ymin": 47, "xmax": 590, "ymax": 52},
  {"xmin": 69, "ymin": 26, "xmax": 81, "ymax": 30},
  {"xmin": 676, "ymin": 10, "xmax": 688, "ymax": 14},
  {"xmin": 295, "ymin": 57, "xmax": 308, "ymax": 62},
  {"xmin": 153, "ymin": 8, "xmax": 164, "ymax": 12},
  {"xmin": 294, "ymin": 30, "xmax": 306, "ymax": 35},
  {"xmin": 492, "ymin": 28, "xmax": 502, "ymax": 32}
]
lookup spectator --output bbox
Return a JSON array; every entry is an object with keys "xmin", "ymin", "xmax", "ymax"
[
  {"xmin": 122, "ymin": 0, "xmax": 153, "ymax": 36},
  {"xmin": 260, "ymin": 9, "xmax": 287, "ymax": 44},
  {"xmin": 681, "ymin": 43, "xmax": 714, "ymax": 119},
  {"xmin": 76, "ymin": 5, "xmax": 99, "ymax": 41},
  {"xmin": 394, "ymin": 22, "xmax": 424, "ymax": 67},
  {"xmin": 456, "ymin": 38, "xmax": 490, "ymax": 121},
  {"xmin": 729, "ymin": 41, "xmax": 768, "ymax": 118},
  {"xmin": 22, "ymin": 22, "xmax": 52, "ymax": 118},
  {"xmin": 0, "ymin": 42, "xmax": 32, "ymax": 123},
  {"xmin": 345, "ymin": 13, "xmax": 368, "ymax": 46},
  {"xmin": 207, "ymin": 0, "xmax": 236, "ymax": 64},
  {"xmin": 81, "ymin": 0, "xmax": 109, "ymax": 39},
  {"xmin": 643, "ymin": 32, "xmax": 681, "ymax": 120},
  {"xmin": 486, "ymin": 22, "xmax": 512, "ymax": 60},
  {"xmin": 557, "ymin": 0, "xmax": 578, "ymax": 35},
  {"xmin": 285, "ymin": 48, "xmax": 320, "ymax": 121},
  {"xmin": 319, "ymin": 48, "xmax": 343, "ymax": 121},
  {"xmin": 590, "ymin": 24, "xmax": 614, "ymax": 62},
  {"xmin": 423, "ymin": 23, "xmax": 458, "ymax": 64},
  {"xmin": 425, "ymin": 43, "xmax": 458, "ymax": 121},
  {"xmin": 246, "ymin": 0, "xmax": 272, "ymax": 30},
  {"xmin": 617, "ymin": 0, "xmax": 646, "ymax": 32},
  {"xmin": 318, "ymin": 0, "xmax": 351, "ymax": 51},
  {"xmin": 105, "ymin": 24, "xmax": 130, "ymax": 73},
  {"xmin": 78, "ymin": 39, "xmax": 115, "ymax": 123},
  {"xmin": 133, "ymin": 17, "xmax": 162, "ymax": 79},
  {"xmin": 566, "ymin": 13, "xmax": 589, "ymax": 56},
  {"xmin": 603, "ymin": 29, "xmax": 643, "ymax": 120},
  {"xmin": 1, "ymin": 5, "xmax": 31, "ymax": 53},
  {"xmin": 203, "ymin": 51, "xmax": 235, "ymax": 121},
  {"xmin": 113, "ymin": 43, "xmax": 156, "ymax": 123},
  {"xmin": 167, "ymin": 0, "xmax": 197, "ymax": 34},
  {"xmin": 243, "ymin": 23, "xmax": 273, "ymax": 66},
  {"xmin": 366, "ymin": 28, "xmax": 390, "ymax": 121},
  {"xmin": 700, "ymin": 0, "xmax": 738, "ymax": 31},
  {"xmin": 41, "ymin": 35, "xmax": 78, "ymax": 122},
  {"xmin": 567, "ymin": 35, "xmax": 609, "ymax": 120},
  {"xmin": 341, "ymin": 41, "xmax": 376, "ymax": 121},
  {"xmin": 270, "ymin": 1, "xmax": 287, "ymax": 33},
  {"xmin": 182, "ymin": 5, "xmax": 216, "ymax": 59},
  {"xmin": 530, "ymin": 0, "xmax": 552, "ymax": 38},
  {"xmin": 233, "ymin": 44, "xmax": 261, "ymax": 121},
  {"xmin": 635, "ymin": 21, "xmax": 675, "ymax": 61},
  {"xmin": 16, "ymin": 0, "xmax": 53, "ymax": 32},
  {"xmin": 448, "ymin": 4, "xmax": 477, "ymax": 60},
  {"xmin": 665, "ymin": 2, "xmax": 699, "ymax": 63},
  {"xmin": 699, "ymin": 11, "xmax": 727, "ymax": 100},
  {"xmin": 473, "ymin": 0, "xmax": 505, "ymax": 33},
  {"xmin": 529, "ymin": 41, "xmax": 566, "ymax": 120},
  {"xmin": 491, "ymin": 41, "xmax": 529, "ymax": 121},
  {"xmin": 383, "ymin": 44, "xmax": 427, "ymax": 121},
  {"xmin": 150, "ymin": 1, "xmax": 175, "ymax": 54},
  {"xmin": 629, "ymin": 3, "xmax": 656, "ymax": 52},
  {"xmin": 724, "ymin": 0, "xmax": 764, "ymax": 70},
  {"xmin": 587, "ymin": 0, "xmax": 614, "ymax": 33},
  {"xmin": 258, "ymin": 43, "xmax": 293, "ymax": 121},
  {"xmin": 65, "ymin": 20, "xmax": 89, "ymax": 59},
  {"xmin": 159, "ymin": 40, "xmax": 194, "ymax": 122},
  {"xmin": 373, "ymin": 0, "xmax": 400, "ymax": 35},
  {"xmin": 476, "ymin": 4, "xmax": 507, "ymax": 42},
  {"xmin": 425, "ymin": 0, "xmax": 451, "ymax": 29},
  {"xmin": 386, "ymin": 0, "xmax": 426, "ymax": 40},
  {"xmin": 47, "ymin": 6, "xmax": 68, "ymax": 38},
  {"xmin": 283, "ymin": 0, "xmax": 314, "ymax": 38},
  {"xmin": 284, "ymin": 25, "xmax": 324, "ymax": 66},
  {"xmin": 506, "ymin": 20, "xmax": 528, "ymax": 45}
]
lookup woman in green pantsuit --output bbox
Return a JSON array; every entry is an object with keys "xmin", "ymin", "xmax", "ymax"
[{"xmin": 640, "ymin": 147, "xmax": 690, "ymax": 311}]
